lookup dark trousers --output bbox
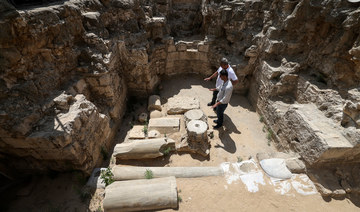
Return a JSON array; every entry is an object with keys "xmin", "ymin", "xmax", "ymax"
[
  {"xmin": 210, "ymin": 90, "xmax": 219, "ymax": 105},
  {"xmin": 216, "ymin": 103, "xmax": 228, "ymax": 126}
]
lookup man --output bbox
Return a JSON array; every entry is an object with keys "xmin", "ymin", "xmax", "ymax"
[
  {"xmin": 204, "ymin": 57, "xmax": 238, "ymax": 106},
  {"xmin": 211, "ymin": 69, "xmax": 233, "ymax": 129}
]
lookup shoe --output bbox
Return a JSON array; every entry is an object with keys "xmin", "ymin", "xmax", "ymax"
[
  {"xmin": 207, "ymin": 102, "xmax": 213, "ymax": 106},
  {"xmin": 213, "ymin": 120, "xmax": 218, "ymax": 124},
  {"xmin": 213, "ymin": 125, "xmax": 222, "ymax": 129}
]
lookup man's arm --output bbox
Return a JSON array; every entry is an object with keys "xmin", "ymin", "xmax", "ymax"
[{"xmin": 204, "ymin": 71, "xmax": 218, "ymax": 81}]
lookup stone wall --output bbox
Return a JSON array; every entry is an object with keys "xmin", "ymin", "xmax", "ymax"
[
  {"xmin": 248, "ymin": 0, "xmax": 360, "ymax": 166},
  {"xmin": 1, "ymin": 0, "xmax": 360, "ymax": 174}
]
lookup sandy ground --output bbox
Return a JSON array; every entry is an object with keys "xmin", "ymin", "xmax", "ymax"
[{"xmin": 2, "ymin": 75, "xmax": 360, "ymax": 211}]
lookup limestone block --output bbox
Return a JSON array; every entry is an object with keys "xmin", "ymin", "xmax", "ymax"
[
  {"xmin": 150, "ymin": 110, "xmax": 163, "ymax": 119},
  {"xmin": 283, "ymin": 104, "xmax": 353, "ymax": 165},
  {"xmin": 167, "ymin": 52, "xmax": 179, "ymax": 61},
  {"xmin": 285, "ymin": 158, "xmax": 306, "ymax": 173},
  {"xmin": 167, "ymin": 96, "xmax": 200, "ymax": 114},
  {"xmin": 184, "ymin": 109, "xmax": 207, "ymax": 125},
  {"xmin": 176, "ymin": 43, "xmax": 187, "ymax": 51},
  {"xmin": 148, "ymin": 95, "xmax": 162, "ymax": 111},
  {"xmin": 148, "ymin": 118, "xmax": 180, "ymax": 134},
  {"xmin": 167, "ymin": 45, "xmax": 176, "ymax": 52},
  {"xmin": 138, "ymin": 112, "xmax": 148, "ymax": 123},
  {"xmin": 113, "ymin": 138, "xmax": 175, "ymax": 159},
  {"xmin": 53, "ymin": 93, "xmax": 74, "ymax": 111},
  {"xmin": 148, "ymin": 130, "xmax": 160, "ymax": 138},
  {"xmin": 128, "ymin": 125, "xmax": 146, "ymax": 139},
  {"xmin": 103, "ymin": 177, "xmax": 178, "ymax": 212},
  {"xmin": 245, "ymin": 45, "xmax": 258, "ymax": 57},
  {"xmin": 198, "ymin": 43, "xmax": 209, "ymax": 52}
]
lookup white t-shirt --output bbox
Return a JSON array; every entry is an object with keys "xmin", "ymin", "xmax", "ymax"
[{"xmin": 216, "ymin": 66, "xmax": 238, "ymax": 90}]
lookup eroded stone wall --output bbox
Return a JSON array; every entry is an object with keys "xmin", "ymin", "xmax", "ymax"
[{"xmin": 1, "ymin": 0, "xmax": 360, "ymax": 174}]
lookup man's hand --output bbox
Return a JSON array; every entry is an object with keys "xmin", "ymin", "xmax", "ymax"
[
  {"xmin": 209, "ymin": 88, "xmax": 216, "ymax": 91},
  {"xmin": 212, "ymin": 102, "xmax": 220, "ymax": 109},
  {"xmin": 204, "ymin": 77, "xmax": 211, "ymax": 81}
]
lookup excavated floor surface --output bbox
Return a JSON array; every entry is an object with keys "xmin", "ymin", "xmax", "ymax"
[{"xmin": 2, "ymin": 75, "xmax": 359, "ymax": 211}]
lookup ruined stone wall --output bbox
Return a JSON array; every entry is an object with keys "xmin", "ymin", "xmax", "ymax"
[
  {"xmin": 2, "ymin": 0, "xmax": 360, "ymax": 174},
  {"xmin": 248, "ymin": 0, "xmax": 360, "ymax": 166}
]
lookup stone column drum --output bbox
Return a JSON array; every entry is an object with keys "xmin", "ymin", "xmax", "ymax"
[
  {"xmin": 187, "ymin": 120, "xmax": 208, "ymax": 143},
  {"xmin": 184, "ymin": 109, "xmax": 207, "ymax": 125}
]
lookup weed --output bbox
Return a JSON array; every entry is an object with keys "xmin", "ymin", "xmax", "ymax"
[
  {"xmin": 143, "ymin": 121, "xmax": 148, "ymax": 136},
  {"xmin": 237, "ymin": 156, "xmax": 243, "ymax": 163},
  {"xmin": 259, "ymin": 116, "xmax": 264, "ymax": 123},
  {"xmin": 164, "ymin": 133, "xmax": 167, "ymax": 138},
  {"xmin": 178, "ymin": 189, "xmax": 182, "ymax": 193},
  {"xmin": 209, "ymin": 131, "xmax": 214, "ymax": 139},
  {"xmin": 262, "ymin": 126, "xmax": 266, "ymax": 132},
  {"xmin": 144, "ymin": 169, "xmax": 153, "ymax": 179},
  {"xmin": 178, "ymin": 195, "xmax": 182, "ymax": 203},
  {"xmin": 100, "ymin": 167, "xmax": 114, "ymax": 186},
  {"xmin": 100, "ymin": 146, "xmax": 108, "ymax": 160},
  {"xmin": 161, "ymin": 146, "xmax": 172, "ymax": 156},
  {"xmin": 96, "ymin": 205, "xmax": 103, "ymax": 212},
  {"xmin": 129, "ymin": 121, "xmax": 134, "ymax": 129}
]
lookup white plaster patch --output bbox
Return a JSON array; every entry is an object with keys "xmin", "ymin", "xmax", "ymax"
[
  {"xmin": 239, "ymin": 171, "xmax": 265, "ymax": 193},
  {"xmin": 220, "ymin": 160, "xmax": 318, "ymax": 196},
  {"xmin": 291, "ymin": 174, "xmax": 317, "ymax": 195}
]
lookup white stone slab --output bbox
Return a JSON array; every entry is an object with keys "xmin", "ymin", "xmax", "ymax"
[
  {"xmin": 167, "ymin": 97, "xmax": 200, "ymax": 114},
  {"xmin": 128, "ymin": 125, "xmax": 146, "ymax": 139},
  {"xmin": 148, "ymin": 118, "xmax": 180, "ymax": 134}
]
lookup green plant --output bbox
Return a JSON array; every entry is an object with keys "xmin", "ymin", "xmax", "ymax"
[
  {"xmin": 178, "ymin": 195, "xmax": 182, "ymax": 203},
  {"xmin": 161, "ymin": 146, "xmax": 172, "ymax": 156},
  {"xmin": 100, "ymin": 146, "xmax": 108, "ymax": 160},
  {"xmin": 237, "ymin": 156, "xmax": 243, "ymax": 163},
  {"xmin": 144, "ymin": 169, "xmax": 153, "ymax": 179},
  {"xmin": 96, "ymin": 205, "xmax": 103, "ymax": 212},
  {"xmin": 143, "ymin": 121, "xmax": 148, "ymax": 136},
  {"xmin": 164, "ymin": 133, "xmax": 167, "ymax": 138},
  {"xmin": 100, "ymin": 167, "xmax": 114, "ymax": 186},
  {"xmin": 259, "ymin": 116, "xmax": 264, "ymax": 123},
  {"xmin": 262, "ymin": 126, "xmax": 266, "ymax": 132},
  {"xmin": 209, "ymin": 131, "xmax": 214, "ymax": 139}
]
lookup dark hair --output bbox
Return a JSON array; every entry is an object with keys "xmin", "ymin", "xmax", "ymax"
[{"xmin": 220, "ymin": 69, "xmax": 228, "ymax": 77}]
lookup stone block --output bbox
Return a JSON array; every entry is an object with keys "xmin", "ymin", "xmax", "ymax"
[
  {"xmin": 176, "ymin": 43, "xmax": 187, "ymax": 51},
  {"xmin": 150, "ymin": 110, "xmax": 163, "ymax": 118},
  {"xmin": 167, "ymin": 45, "xmax": 176, "ymax": 52},
  {"xmin": 198, "ymin": 44, "xmax": 209, "ymax": 52},
  {"xmin": 148, "ymin": 118, "xmax": 180, "ymax": 134},
  {"xmin": 283, "ymin": 104, "xmax": 353, "ymax": 165},
  {"xmin": 128, "ymin": 125, "xmax": 146, "ymax": 139},
  {"xmin": 167, "ymin": 97, "xmax": 200, "ymax": 114},
  {"xmin": 148, "ymin": 95, "xmax": 162, "ymax": 111}
]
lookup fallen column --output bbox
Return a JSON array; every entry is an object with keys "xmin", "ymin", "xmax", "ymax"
[
  {"xmin": 103, "ymin": 176, "xmax": 178, "ymax": 212},
  {"xmin": 113, "ymin": 138, "xmax": 175, "ymax": 160},
  {"xmin": 112, "ymin": 166, "xmax": 224, "ymax": 180}
]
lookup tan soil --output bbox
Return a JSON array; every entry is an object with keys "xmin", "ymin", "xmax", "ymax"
[{"xmin": 3, "ymin": 75, "xmax": 359, "ymax": 211}]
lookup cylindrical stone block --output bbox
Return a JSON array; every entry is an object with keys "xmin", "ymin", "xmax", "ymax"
[
  {"xmin": 148, "ymin": 95, "xmax": 162, "ymax": 111},
  {"xmin": 186, "ymin": 120, "xmax": 208, "ymax": 143},
  {"xmin": 184, "ymin": 109, "xmax": 207, "ymax": 125},
  {"xmin": 103, "ymin": 177, "xmax": 178, "ymax": 212}
]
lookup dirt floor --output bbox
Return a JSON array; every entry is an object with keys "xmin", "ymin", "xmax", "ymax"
[{"xmin": 2, "ymin": 75, "xmax": 360, "ymax": 211}]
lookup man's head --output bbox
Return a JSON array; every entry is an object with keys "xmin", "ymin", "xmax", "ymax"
[
  {"xmin": 219, "ymin": 69, "xmax": 228, "ymax": 81},
  {"xmin": 220, "ymin": 57, "xmax": 229, "ymax": 69}
]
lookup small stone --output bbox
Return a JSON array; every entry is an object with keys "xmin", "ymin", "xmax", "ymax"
[
  {"xmin": 138, "ymin": 112, "xmax": 148, "ymax": 123},
  {"xmin": 332, "ymin": 189, "xmax": 346, "ymax": 198},
  {"xmin": 148, "ymin": 130, "xmax": 160, "ymax": 138},
  {"xmin": 314, "ymin": 183, "xmax": 332, "ymax": 197}
]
